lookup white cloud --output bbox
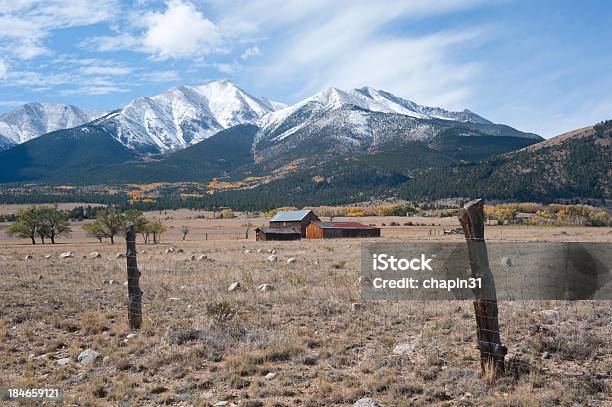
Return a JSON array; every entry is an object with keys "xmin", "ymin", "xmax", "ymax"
[
  {"xmin": 0, "ymin": 0, "xmax": 119, "ymax": 60},
  {"xmin": 219, "ymin": 0, "xmax": 486, "ymax": 108},
  {"xmin": 214, "ymin": 62, "xmax": 239, "ymax": 74},
  {"xmin": 142, "ymin": 0, "xmax": 221, "ymax": 59},
  {"xmin": 139, "ymin": 70, "xmax": 180, "ymax": 83},
  {"xmin": 0, "ymin": 59, "xmax": 7, "ymax": 79},
  {"xmin": 59, "ymin": 85, "xmax": 129, "ymax": 96},
  {"xmin": 80, "ymin": 66, "xmax": 132, "ymax": 76},
  {"xmin": 240, "ymin": 45, "xmax": 260, "ymax": 60}
]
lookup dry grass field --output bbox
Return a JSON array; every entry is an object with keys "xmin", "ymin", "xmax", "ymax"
[{"xmin": 0, "ymin": 211, "xmax": 611, "ymax": 406}]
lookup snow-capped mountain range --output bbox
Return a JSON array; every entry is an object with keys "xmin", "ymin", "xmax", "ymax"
[
  {"xmin": 91, "ymin": 80, "xmax": 286, "ymax": 153},
  {"xmin": 0, "ymin": 80, "xmax": 538, "ymax": 155},
  {"xmin": 0, "ymin": 102, "xmax": 103, "ymax": 149}
]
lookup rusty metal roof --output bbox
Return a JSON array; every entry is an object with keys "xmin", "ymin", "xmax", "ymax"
[{"xmin": 310, "ymin": 221, "xmax": 379, "ymax": 230}]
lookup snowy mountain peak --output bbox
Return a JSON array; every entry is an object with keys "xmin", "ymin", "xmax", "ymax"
[
  {"xmin": 0, "ymin": 102, "xmax": 104, "ymax": 147},
  {"xmin": 257, "ymin": 85, "xmax": 493, "ymax": 143},
  {"xmin": 98, "ymin": 80, "xmax": 285, "ymax": 152}
]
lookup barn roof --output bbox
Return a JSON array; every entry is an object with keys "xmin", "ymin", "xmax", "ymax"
[
  {"xmin": 310, "ymin": 221, "xmax": 378, "ymax": 230},
  {"xmin": 270, "ymin": 210, "xmax": 314, "ymax": 222},
  {"xmin": 256, "ymin": 227, "xmax": 301, "ymax": 234}
]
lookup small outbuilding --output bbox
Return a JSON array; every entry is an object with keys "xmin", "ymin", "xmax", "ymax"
[
  {"xmin": 269, "ymin": 210, "xmax": 321, "ymax": 237},
  {"xmin": 306, "ymin": 221, "xmax": 381, "ymax": 239},
  {"xmin": 255, "ymin": 227, "xmax": 302, "ymax": 241}
]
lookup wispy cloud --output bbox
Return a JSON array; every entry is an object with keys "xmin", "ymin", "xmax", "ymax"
[
  {"xmin": 240, "ymin": 46, "xmax": 260, "ymax": 60},
  {"xmin": 0, "ymin": 0, "xmax": 119, "ymax": 60}
]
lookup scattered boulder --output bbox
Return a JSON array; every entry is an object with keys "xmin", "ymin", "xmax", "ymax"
[
  {"xmin": 264, "ymin": 372, "xmax": 277, "ymax": 380},
  {"xmin": 24, "ymin": 255, "xmax": 33, "ymax": 261},
  {"xmin": 115, "ymin": 253, "xmax": 126, "ymax": 259},
  {"xmin": 314, "ymin": 260, "xmax": 319, "ymax": 265},
  {"xmin": 60, "ymin": 252, "xmax": 74, "ymax": 258},
  {"xmin": 45, "ymin": 254, "xmax": 52, "ymax": 259},
  {"xmin": 228, "ymin": 282, "xmax": 241, "ymax": 292},
  {"xmin": 354, "ymin": 398, "xmax": 386, "ymax": 407},
  {"xmin": 56, "ymin": 357, "xmax": 72, "ymax": 366},
  {"xmin": 257, "ymin": 249, "xmax": 262, "ymax": 253},
  {"xmin": 166, "ymin": 248, "xmax": 176, "ymax": 254},
  {"xmin": 287, "ymin": 257, "xmax": 296, "ymax": 264},
  {"xmin": 542, "ymin": 351, "xmax": 551, "ymax": 359},
  {"xmin": 267, "ymin": 255, "xmax": 277, "ymax": 262},
  {"xmin": 89, "ymin": 251, "xmax": 102, "ymax": 259},
  {"xmin": 197, "ymin": 255, "xmax": 208, "ymax": 261},
  {"xmin": 351, "ymin": 303, "xmax": 364, "ymax": 312},
  {"xmin": 126, "ymin": 333, "xmax": 137, "ymax": 340},
  {"xmin": 176, "ymin": 248, "xmax": 184, "ymax": 253},
  {"xmin": 392, "ymin": 339, "xmax": 420, "ymax": 356},
  {"xmin": 123, "ymin": 281, "xmax": 128, "ymax": 286},
  {"xmin": 37, "ymin": 274, "xmax": 44, "ymax": 280},
  {"xmin": 213, "ymin": 402, "xmax": 229, "ymax": 407},
  {"xmin": 258, "ymin": 284, "xmax": 274, "ymax": 292},
  {"xmin": 244, "ymin": 249, "xmax": 251, "ymax": 254},
  {"xmin": 501, "ymin": 256, "xmax": 513, "ymax": 268},
  {"xmin": 190, "ymin": 255, "xmax": 196, "ymax": 261},
  {"xmin": 78, "ymin": 349, "xmax": 102, "ymax": 366}
]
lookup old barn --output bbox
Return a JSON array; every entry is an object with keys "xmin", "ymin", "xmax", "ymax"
[
  {"xmin": 306, "ymin": 221, "xmax": 381, "ymax": 239},
  {"xmin": 255, "ymin": 227, "xmax": 302, "ymax": 241},
  {"xmin": 269, "ymin": 210, "xmax": 321, "ymax": 237}
]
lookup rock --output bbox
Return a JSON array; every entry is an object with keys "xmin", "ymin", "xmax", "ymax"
[
  {"xmin": 115, "ymin": 253, "xmax": 126, "ymax": 259},
  {"xmin": 197, "ymin": 255, "xmax": 208, "ymax": 261},
  {"xmin": 169, "ymin": 297, "xmax": 181, "ymax": 301},
  {"xmin": 213, "ymin": 402, "xmax": 229, "ymax": 407},
  {"xmin": 353, "ymin": 398, "xmax": 386, "ymax": 407},
  {"xmin": 314, "ymin": 260, "xmax": 319, "ymax": 265},
  {"xmin": 166, "ymin": 248, "xmax": 176, "ymax": 254},
  {"xmin": 78, "ymin": 349, "xmax": 102, "ymax": 366},
  {"xmin": 108, "ymin": 280, "xmax": 115, "ymax": 285},
  {"xmin": 59, "ymin": 251, "xmax": 73, "ymax": 258},
  {"xmin": 37, "ymin": 274, "xmax": 43, "ymax": 280},
  {"xmin": 393, "ymin": 340, "xmax": 417, "ymax": 355},
  {"xmin": 126, "ymin": 333, "xmax": 137, "ymax": 339},
  {"xmin": 287, "ymin": 257, "xmax": 296, "ymax": 264},
  {"xmin": 24, "ymin": 255, "xmax": 33, "ymax": 261},
  {"xmin": 267, "ymin": 255, "xmax": 277, "ymax": 262},
  {"xmin": 351, "ymin": 303, "xmax": 364, "ymax": 312},
  {"xmin": 103, "ymin": 279, "xmax": 111, "ymax": 284},
  {"xmin": 56, "ymin": 357, "xmax": 72, "ymax": 366},
  {"xmin": 176, "ymin": 248, "xmax": 184, "ymax": 253},
  {"xmin": 542, "ymin": 351, "xmax": 551, "ymax": 359},
  {"xmin": 191, "ymin": 255, "xmax": 196, "ymax": 261},
  {"xmin": 45, "ymin": 254, "xmax": 52, "ymax": 259},
  {"xmin": 264, "ymin": 372, "xmax": 276, "ymax": 380},
  {"xmin": 257, "ymin": 249, "xmax": 262, "ymax": 253},
  {"xmin": 539, "ymin": 309, "xmax": 560, "ymax": 319},
  {"xmin": 123, "ymin": 281, "xmax": 128, "ymax": 286},
  {"xmin": 244, "ymin": 249, "xmax": 251, "ymax": 254},
  {"xmin": 89, "ymin": 251, "xmax": 102, "ymax": 259},
  {"xmin": 228, "ymin": 282, "xmax": 241, "ymax": 292},
  {"xmin": 501, "ymin": 256, "xmax": 513, "ymax": 268},
  {"xmin": 258, "ymin": 284, "xmax": 274, "ymax": 292}
]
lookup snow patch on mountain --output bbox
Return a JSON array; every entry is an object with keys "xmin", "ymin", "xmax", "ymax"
[{"xmin": 0, "ymin": 102, "xmax": 104, "ymax": 145}]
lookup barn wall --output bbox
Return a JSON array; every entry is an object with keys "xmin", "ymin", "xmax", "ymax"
[{"xmin": 306, "ymin": 224, "xmax": 324, "ymax": 239}]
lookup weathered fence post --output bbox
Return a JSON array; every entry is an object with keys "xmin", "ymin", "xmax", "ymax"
[
  {"xmin": 126, "ymin": 223, "xmax": 142, "ymax": 330},
  {"xmin": 458, "ymin": 199, "xmax": 507, "ymax": 377}
]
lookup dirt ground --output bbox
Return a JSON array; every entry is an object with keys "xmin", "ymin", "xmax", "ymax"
[{"xmin": 0, "ymin": 212, "xmax": 611, "ymax": 406}]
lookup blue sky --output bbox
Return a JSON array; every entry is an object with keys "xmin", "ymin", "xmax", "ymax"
[{"xmin": 0, "ymin": 0, "xmax": 611, "ymax": 138}]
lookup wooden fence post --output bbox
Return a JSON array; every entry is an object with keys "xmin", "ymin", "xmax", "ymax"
[
  {"xmin": 126, "ymin": 223, "xmax": 142, "ymax": 330},
  {"xmin": 458, "ymin": 199, "xmax": 507, "ymax": 377}
]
